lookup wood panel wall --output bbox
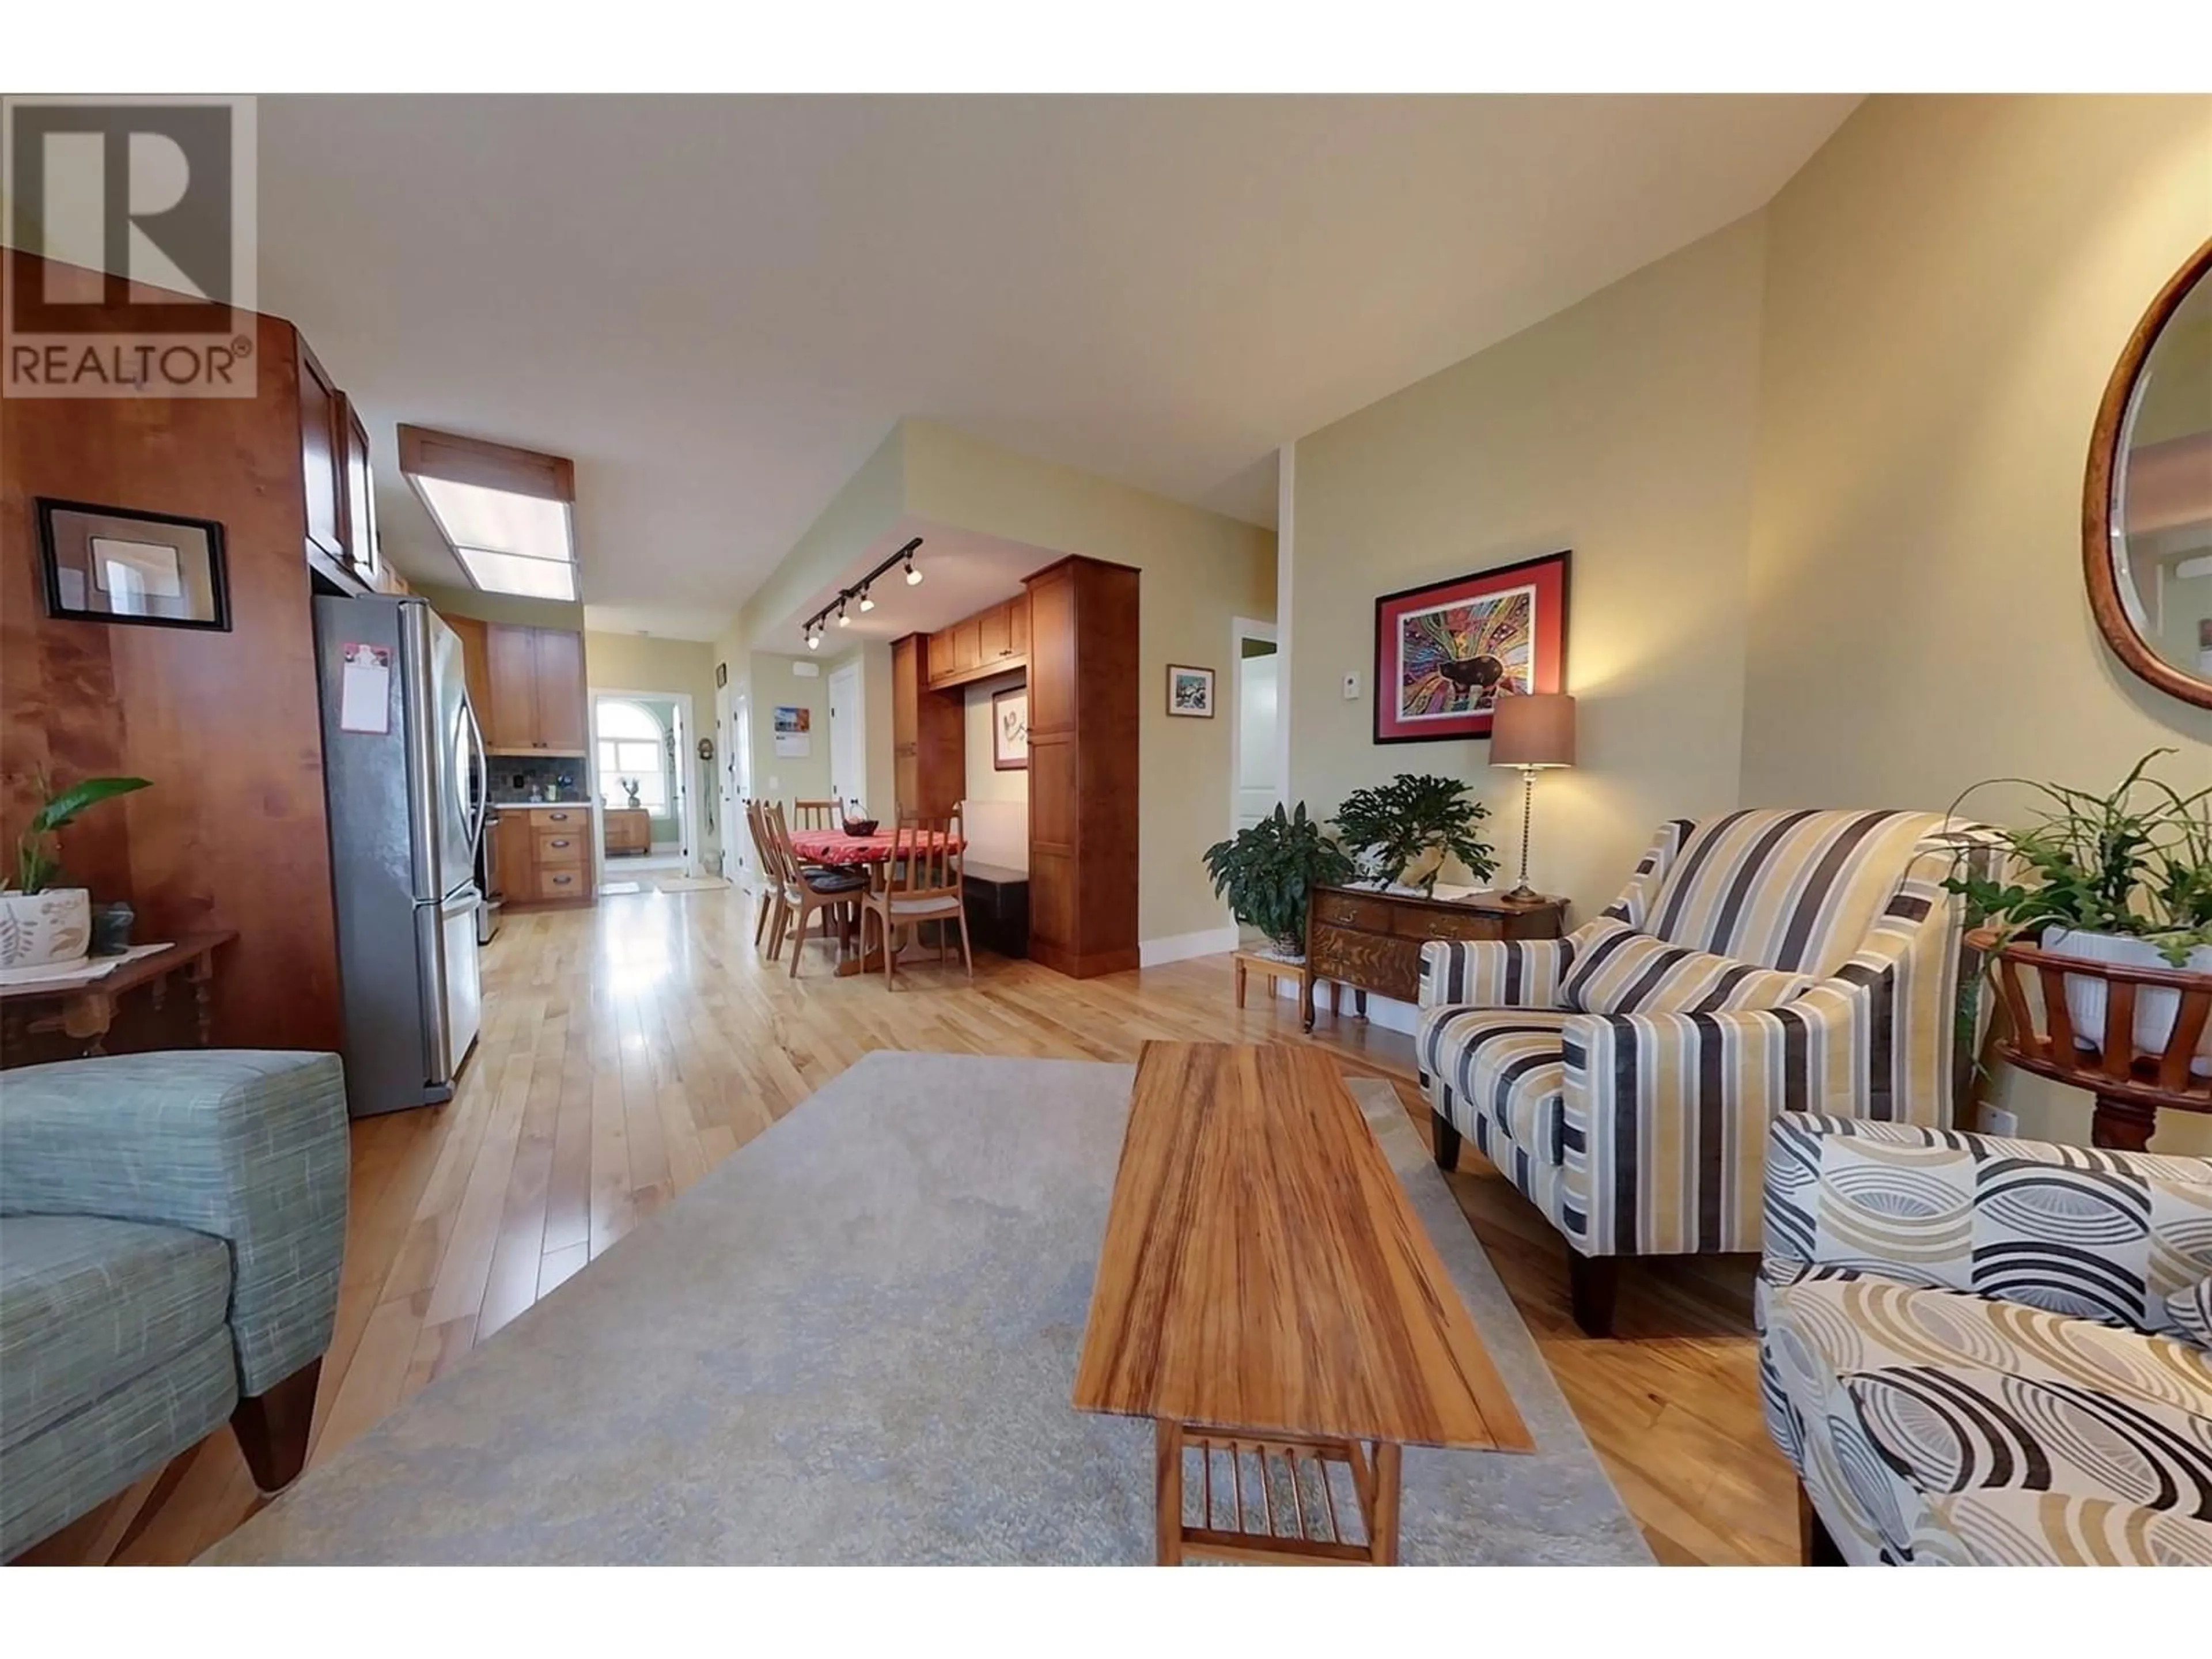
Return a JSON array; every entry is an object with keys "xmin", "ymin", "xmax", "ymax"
[{"xmin": 1, "ymin": 251, "xmax": 343, "ymax": 1054}]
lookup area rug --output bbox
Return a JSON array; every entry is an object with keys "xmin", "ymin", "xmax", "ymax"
[
  {"xmin": 208, "ymin": 1053, "xmax": 1650, "ymax": 1565},
  {"xmin": 656, "ymin": 874, "xmax": 730, "ymax": 893}
]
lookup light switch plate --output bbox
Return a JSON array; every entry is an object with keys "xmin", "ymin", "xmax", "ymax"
[
  {"xmin": 1342, "ymin": 672, "xmax": 1361, "ymax": 700},
  {"xmin": 1982, "ymin": 1106, "xmax": 2019, "ymax": 1138}
]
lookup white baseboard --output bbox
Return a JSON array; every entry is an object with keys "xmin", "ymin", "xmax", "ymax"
[
  {"xmin": 1272, "ymin": 974, "xmax": 1421, "ymax": 1036},
  {"xmin": 1140, "ymin": 926, "xmax": 1240, "ymax": 968}
]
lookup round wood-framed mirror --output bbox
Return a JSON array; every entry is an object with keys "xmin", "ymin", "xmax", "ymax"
[{"xmin": 2085, "ymin": 236, "xmax": 2212, "ymax": 709}]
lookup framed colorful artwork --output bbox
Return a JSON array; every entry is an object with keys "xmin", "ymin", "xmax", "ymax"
[
  {"xmin": 1166, "ymin": 664, "xmax": 1215, "ymax": 718},
  {"xmin": 1372, "ymin": 550, "xmax": 1569, "ymax": 744}
]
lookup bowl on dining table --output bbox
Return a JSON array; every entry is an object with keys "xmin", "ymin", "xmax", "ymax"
[{"xmin": 842, "ymin": 817, "xmax": 879, "ymax": 838}]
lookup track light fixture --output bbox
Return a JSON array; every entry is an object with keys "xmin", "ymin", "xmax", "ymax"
[{"xmin": 799, "ymin": 535, "xmax": 926, "ymax": 643}]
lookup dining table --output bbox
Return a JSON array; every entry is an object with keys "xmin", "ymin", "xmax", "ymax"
[{"xmin": 786, "ymin": 827, "xmax": 967, "ymax": 978}]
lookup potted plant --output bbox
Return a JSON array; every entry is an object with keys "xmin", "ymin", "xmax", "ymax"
[
  {"xmin": 1202, "ymin": 802, "xmax": 1355, "ymax": 960},
  {"xmin": 1, "ymin": 773, "xmax": 151, "ymax": 971},
  {"xmin": 1331, "ymin": 772, "xmax": 1497, "ymax": 896},
  {"xmin": 1944, "ymin": 749, "xmax": 2211, "ymax": 1066}
]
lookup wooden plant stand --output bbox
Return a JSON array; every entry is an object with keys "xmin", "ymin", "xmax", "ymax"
[
  {"xmin": 1973, "ymin": 927, "xmax": 2212, "ymax": 1150},
  {"xmin": 1231, "ymin": 949, "xmax": 1331, "ymax": 1018}
]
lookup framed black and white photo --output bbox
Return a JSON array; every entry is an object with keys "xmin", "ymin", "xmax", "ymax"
[
  {"xmin": 1166, "ymin": 664, "xmax": 1215, "ymax": 718},
  {"xmin": 991, "ymin": 686, "xmax": 1028, "ymax": 770},
  {"xmin": 37, "ymin": 499, "xmax": 230, "ymax": 632}
]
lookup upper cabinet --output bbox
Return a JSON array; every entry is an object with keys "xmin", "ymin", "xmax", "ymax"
[
  {"xmin": 297, "ymin": 337, "xmax": 345, "ymax": 568},
  {"xmin": 923, "ymin": 594, "xmax": 1030, "ymax": 691},
  {"xmin": 483, "ymin": 622, "xmax": 589, "ymax": 753},
  {"xmin": 296, "ymin": 331, "xmax": 382, "ymax": 589}
]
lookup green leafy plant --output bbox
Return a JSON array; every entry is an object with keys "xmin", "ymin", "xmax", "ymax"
[
  {"xmin": 8, "ymin": 773, "xmax": 151, "ymax": 895},
  {"xmin": 1202, "ymin": 802, "xmax": 1355, "ymax": 957},
  {"xmin": 1941, "ymin": 748, "xmax": 2212, "ymax": 966},
  {"xmin": 1331, "ymin": 773, "xmax": 1497, "ymax": 896}
]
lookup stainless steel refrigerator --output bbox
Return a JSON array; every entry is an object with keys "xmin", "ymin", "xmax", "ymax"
[{"xmin": 314, "ymin": 594, "xmax": 487, "ymax": 1116}]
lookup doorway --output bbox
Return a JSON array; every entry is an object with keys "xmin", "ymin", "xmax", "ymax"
[
  {"xmin": 827, "ymin": 660, "xmax": 864, "ymax": 813},
  {"xmin": 590, "ymin": 689, "xmax": 698, "ymax": 879},
  {"xmin": 1230, "ymin": 618, "xmax": 1281, "ymax": 835}
]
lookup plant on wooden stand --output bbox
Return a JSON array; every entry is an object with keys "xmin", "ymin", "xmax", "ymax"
[
  {"xmin": 1202, "ymin": 802, "xmax": 1355, "ymax": 960},
  {"xmin": 1332, "ymin": 772, "xmax": 1497, "ymax": 896},
  {"xmin": 1, "ymin": 773, "xmax": 151, "ymax": 971},
  {"xmin": 1943, "ymin": 748, "xmax": 2211, "ymax": 1067}
]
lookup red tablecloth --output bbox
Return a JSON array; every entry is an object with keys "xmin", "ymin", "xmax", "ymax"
[{"xmin": 789, "ymin": 829, "xmax": 964, "ymax": 868}]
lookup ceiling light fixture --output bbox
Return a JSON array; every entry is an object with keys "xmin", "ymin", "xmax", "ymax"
[
  {"xmin": 400, "ymin": 425, "xmax": 578, "ymax": 601},
  {"xmin": 798, "ymin": 536, "xmax": 925, "ymax": 644}
]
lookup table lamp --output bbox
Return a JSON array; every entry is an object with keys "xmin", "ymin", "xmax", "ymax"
[{"xmin": 1488, "ymin": 692, "xmax": 1576, "ymax": 903}]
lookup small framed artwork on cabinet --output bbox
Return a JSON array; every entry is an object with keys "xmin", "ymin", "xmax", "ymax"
[
  {"xmin": 1166, "ymin": 664, "xmax": 1215, "ymax": 718},
  {"xmin": 37, "ymin": 498, "xmax": 231, "ymax": 632}
]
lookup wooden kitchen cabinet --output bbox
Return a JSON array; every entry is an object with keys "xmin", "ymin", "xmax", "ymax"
[
  {"xmin": 297, "ymin": 337, "xmax": 346, "ymax": 568},
  {"xmin": 922, "ymin": 597, "xmax": 1033, "ymax": 691},
  {"xmin": 483, "ymin": 624, "xmax": 589, "ymax": 754},
  {"xmin": 443, "ymin": 613, "xmax": 494, "ymax": 728},
  {"xmin": 892, "ymin": 633, "xmax": 964, "ymax": 820},
  {"xmin": 338, "ymin": 393, "xmax": 378, "ymax": 586},
  {"xmin": 496, "ymin": 806, "xmax": 595, "ymax": 910}
]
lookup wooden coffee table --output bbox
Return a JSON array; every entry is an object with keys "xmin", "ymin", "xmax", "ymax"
[{"xmin": 1073, "ymin": 1041, "xmax": 1531, "ymax": 1565}]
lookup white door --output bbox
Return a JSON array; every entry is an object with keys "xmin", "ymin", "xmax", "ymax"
[
  {"xmin": 715, "ymin": 679, "xmax": 737, "ymax": 878},
  {"xmin": 664, "ymin": 700, "xmax": 691, "ymax": 872},
  {"xmin": 1234, "ymin": 643, "xmax": 1281, "ymax": 832},
  {"xmin": 827, "ymin": 661, "xmax": 863, "ymax": 814}
]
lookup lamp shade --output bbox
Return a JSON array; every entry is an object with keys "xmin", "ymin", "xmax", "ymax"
[{"xmin": 1489, "ymin": 692, "xmax": 1577, "ymax": 768}]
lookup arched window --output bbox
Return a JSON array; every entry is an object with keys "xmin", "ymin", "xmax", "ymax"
[{"xmin": 597, "ymin": 699, "xmax": 669, "ymax": 811}]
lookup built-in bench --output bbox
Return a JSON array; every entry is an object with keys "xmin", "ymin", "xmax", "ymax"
[{"xmin": 961, "ymin": 862, "xmax": 1029, "ymax": 960}]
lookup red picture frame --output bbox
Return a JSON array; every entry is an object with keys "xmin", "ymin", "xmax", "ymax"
[{"xmin": 1372, "ymin": 550, "xmax": 1570, "ymax": 744}]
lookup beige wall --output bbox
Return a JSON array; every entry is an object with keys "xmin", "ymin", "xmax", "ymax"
[
  {"xmin": 582, "ymin": 630, "xmax": 722, "ymax": 863},
  {"xmin": 1740, "ymin": 93, "xmax": 2212, "ymax": 1151},
  {"xmin": 1287, "ymin": 217, "xmax": 1767, "ymax": 920},
  {"xmin": 900, "ymin": 421, "xmax": 1277, "ymax": 947},
  {"xmin": 964, "ymin": 669, "xmax": 1031, "ymax": 806},
  {"xmin": 742, "ymin": 651, "xmax": 834, "ymax": 812}
]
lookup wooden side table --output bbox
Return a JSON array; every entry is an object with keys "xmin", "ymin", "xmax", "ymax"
[
  {"xmin": 0, "ymin": 931, "xmax": 238, "ymax": 1062},
  {"xmin": 1302, "ymin": 887, "xmax": 1567, "ymax": 1032},
  {"xmin": 1232, "ymin": 948, "xmax": 1335, "ymax": 1017}
]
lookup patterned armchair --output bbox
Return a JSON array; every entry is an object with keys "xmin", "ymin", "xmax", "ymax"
[
  {"xmin": 0, "ymin": 1052, "xmax": 349, "ymax": 1559},
  {"xmin": 1416, "ymin": 809, "xmax": 1978, "ymax": 1335},
  {"xmin": 1760, "ymin": 1113, "xmax": 2212, "ymax": 1566}
]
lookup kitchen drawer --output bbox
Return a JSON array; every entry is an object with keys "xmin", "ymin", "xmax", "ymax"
[
  {"xmin": 1309, "ymin": 889, "xmax": 1395, "ymax": 934},
  {"xmin": 533, "ymin": 829, "xmax": 587, "ymax": 866},
  {"xmin": 530, "ymin": 806, "xmax": 588, "ymax": 828},
  {"xmin": 535, "ymin": 865, "xmax": 589, "ymax": 902},
  {"xmin": 1400, "ymin": 907, "xmax": 1506, "ymax": 942}
]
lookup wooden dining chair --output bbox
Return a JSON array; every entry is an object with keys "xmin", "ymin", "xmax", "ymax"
[
  {"xmin": 791, "ymin": 799, "xmax": 842, "ymax": 832},
  {"xmin": 744, "ymin": 801, "xmax": 786, "ymax": 953},
  {"xmin": 860, "ymin": 813, "xmax": 972, "ymax": 988},
  {"xmin": 763, "ymin": 802, "xmax": 866, "ymax": 978}
]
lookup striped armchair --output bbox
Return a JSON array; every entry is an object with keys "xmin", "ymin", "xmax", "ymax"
[{"xmin": 1416, "ymin": 809, "xmax": 1978, "ymax": 1335}]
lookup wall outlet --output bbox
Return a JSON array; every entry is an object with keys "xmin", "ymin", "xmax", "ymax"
[
  {"xmin": 1981, "ymin": 1105, "xmax": 2019, "ymax": 1138},
  {"xmin": 1342, "ymin": 671, "xmax": 1361, "ymax": 700}
]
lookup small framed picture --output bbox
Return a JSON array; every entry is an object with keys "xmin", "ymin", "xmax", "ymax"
[
  {"xmin": 991, "ymin": 687, "xmax": 1029, "ymax": 770},
  {"xmin": 37, "ymin": 498, "xmax": 230, "ymax": 632},
  {"xmin": 1166, "ymin": 664, "xmax": 1215, "ymax": 718}
]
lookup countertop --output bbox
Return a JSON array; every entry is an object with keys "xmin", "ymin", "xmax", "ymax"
[{"xmin": 489, "ymin": 801, "xmax": 597, "ymax": 812}]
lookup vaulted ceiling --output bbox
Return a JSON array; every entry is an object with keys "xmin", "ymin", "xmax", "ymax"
[{"xmin": 256, "ymin": 95, "xmax": 1859, "ymax": 638}]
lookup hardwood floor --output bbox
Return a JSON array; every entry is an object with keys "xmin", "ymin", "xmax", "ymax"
[{"xmin": 21, "ymin": 887, "xmax": 1796, "ymax": 1566}]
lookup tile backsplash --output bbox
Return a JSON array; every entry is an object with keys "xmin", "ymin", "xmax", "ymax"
[{"xmin": 489, "ymin": 756, "xmax": 590, "ymax": 804}]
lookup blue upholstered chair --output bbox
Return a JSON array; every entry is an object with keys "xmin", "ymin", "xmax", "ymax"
[{"xmin": 0, "ymin": 1051, "xmax": 349, "ymax": 1559}]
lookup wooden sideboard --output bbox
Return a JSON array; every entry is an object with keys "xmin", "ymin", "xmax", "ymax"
[
  {"xmin": 1302, "ymin": 885, "xmax": 1567, "ymax": 1032},
  {"xmin": 603, "ymin": 807, "xmax": 652, "ymax": 856}
]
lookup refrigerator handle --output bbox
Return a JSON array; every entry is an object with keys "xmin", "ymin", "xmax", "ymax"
[
  {"xmin": 399, "ymin": 602, "xmax": 441, "ymax": 903},
  {"xmin": 464, "ymin": 693, "xmax": 491, "ymax": 858}
]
